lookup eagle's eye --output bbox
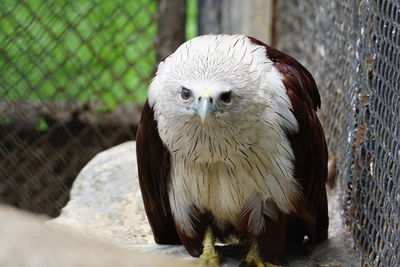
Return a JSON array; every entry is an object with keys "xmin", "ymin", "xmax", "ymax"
[
  {"xmin": 180, "ymin": 87, "xmax": 192, "ymax": 100},
  {"xmin": 220, "ymin": 91, "xmax": 232, "ymax": 103}
]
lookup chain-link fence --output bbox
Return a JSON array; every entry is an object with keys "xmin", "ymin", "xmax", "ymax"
[
  {"xmin": 276, "ymin": 0, "xmax": 399, "ymax": 266},
  {"xmin": 0, "ymin": 0, "xmax": 158, "ymax": 216},
  {"xmin": 1, "ymin": 0, "xmax": 399, "ymax": 265}
]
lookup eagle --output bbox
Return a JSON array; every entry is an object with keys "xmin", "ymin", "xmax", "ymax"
[{"xmin": 136, "ymin": 34, "xmax": 328, "ymax": 266}]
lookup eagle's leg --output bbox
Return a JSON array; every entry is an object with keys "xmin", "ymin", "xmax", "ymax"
[
  {"xmin": 241, "ymin": 245, "xmax": 283, "ymax": 267},
  {"xmin": 197, "ymin": 227, "xmax": 221, "ymax": 266},
  {"xmin": 241, "ymin": 212, "xmax": 288, "ymax": 266}
]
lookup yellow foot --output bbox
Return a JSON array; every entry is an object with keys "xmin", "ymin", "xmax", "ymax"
[
  {"xmin": 241, "ymin": 246, "xmax": 284, "ymax": 267},
  {"xmin": 195, "ymin": 227, "xmax": 221, "ymax": 267}
]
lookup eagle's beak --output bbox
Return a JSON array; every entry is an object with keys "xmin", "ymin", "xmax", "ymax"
[{"xmin": 197, "ymin": 96, "xmax": 214, "ymax": 124}]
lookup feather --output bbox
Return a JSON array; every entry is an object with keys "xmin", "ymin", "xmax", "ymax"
[
  {"xmin": 249, "ymin": 36, "xmax": 329, "ymax": 242},
  {"xmin": 136, "ymin": 101, "xmax": 180, "ymax": 245},
  {"xmin": 137, "ymin": 35, "xmax": 329, "ymax": 262}
]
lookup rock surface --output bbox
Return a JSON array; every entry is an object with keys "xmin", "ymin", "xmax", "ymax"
[
  {"xmin": 0, "ymin": 205, "xmax": 194, "ymax": 267},
  {"xmin": 50, "ymin": 141, "xmax": 361, "ymax": 266},
  {"xmin": 51, "ymin": 141, "xmax": 153, "ymax": 247}
]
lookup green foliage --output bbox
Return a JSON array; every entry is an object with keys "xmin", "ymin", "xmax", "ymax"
[
  {"xmin": 186, "ymin": 0, "xmax": 198, "ymax": 40},
  {"xmin": 36, "ymin": 117, "xmax": 49, "ymax": 131},
  {"xmin": 0, "ymin": 0, "xmax": 157, "ymax": 110},
  {"xmin": 0, "ymin": 116, "xmax": 11, "ymax": 125}
]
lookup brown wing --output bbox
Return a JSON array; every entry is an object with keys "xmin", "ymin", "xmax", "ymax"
[
  {"xmin": 249, "ymin": 37, "xmax": 329, "ymax": 243},
  {"xmin": 136, "ymin": 101, "xmax": 181, "ymax": 244}
]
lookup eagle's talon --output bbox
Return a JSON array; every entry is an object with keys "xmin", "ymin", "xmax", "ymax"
[
  {"xmin": 239, "ymin": 259, "xmax": 284, "ymax": 267},
  {"xmin": 243, "ymin": 246, "xmax": 284, "ymax": 267},
  {"xmin": 197, "ymin": 253, "xmax": 221, "ymax": 267},
  {"xmin": 265, "ymin": 263, "xmax": 284, "ymax": 267},
  {"xmin": 196, "ymin": 227, "xmax": 221, "ymax": 266}
]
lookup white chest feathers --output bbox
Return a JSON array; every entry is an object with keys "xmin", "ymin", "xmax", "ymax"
[{"xmin": 167, "ymin": 126, "xmax": 299, "ymax": 236}]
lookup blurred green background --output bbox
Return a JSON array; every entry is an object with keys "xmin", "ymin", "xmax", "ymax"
[{"xmin": 1, "ymin": 0, "xmax": 198, "ymax": 111}]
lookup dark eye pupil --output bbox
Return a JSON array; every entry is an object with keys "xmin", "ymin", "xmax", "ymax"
[
  {"xmin": 181, "ymin": 87, "xmax": 192, "ymax": 100},
  {"xmin": 220, "ymin": 91, "xmax": 232, "ymax": 103}
]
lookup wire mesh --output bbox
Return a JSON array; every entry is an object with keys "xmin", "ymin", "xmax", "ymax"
[
  {"xmin": 1, "ymin": 0, "xmax": 399, "ymax": 265},
  {"xmin": 0, "ymin": 0, "xmax": 157, "ymax": 216},
  {"xmin": 276, "ymin": 0, "xmax": 400, "ymax": 266}
]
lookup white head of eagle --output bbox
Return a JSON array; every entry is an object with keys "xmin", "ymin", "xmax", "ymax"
[{"xmin": 137, "ymin": 34, "xmax": 328, "ymax": 260}]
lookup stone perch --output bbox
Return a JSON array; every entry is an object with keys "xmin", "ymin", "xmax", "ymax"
[
  {"xmin": 49, "ymin": 141, "xmax": 360, "ymax": 266},
  {"xmin": 0, "ymin": 205, "xmax": 194, "ymax": 267}
]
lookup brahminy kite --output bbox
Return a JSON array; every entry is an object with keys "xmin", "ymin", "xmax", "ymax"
[{"xmin": 136, "ymin": 34, "xmax": 328, "ymax": 266}]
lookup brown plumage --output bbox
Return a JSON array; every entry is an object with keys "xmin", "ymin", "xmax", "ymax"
[
  {"xmin": 250, "ymin": 39, "xmax": 329, "ymax": 259},
  {"xmin": 136, "ymin": 35, "xmax": 328, "ymax": 265}
]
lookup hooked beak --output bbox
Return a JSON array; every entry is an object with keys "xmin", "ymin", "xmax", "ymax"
[{"xmin": 197, "ymin": 97, "xmax": 214, "ymax": 124}]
